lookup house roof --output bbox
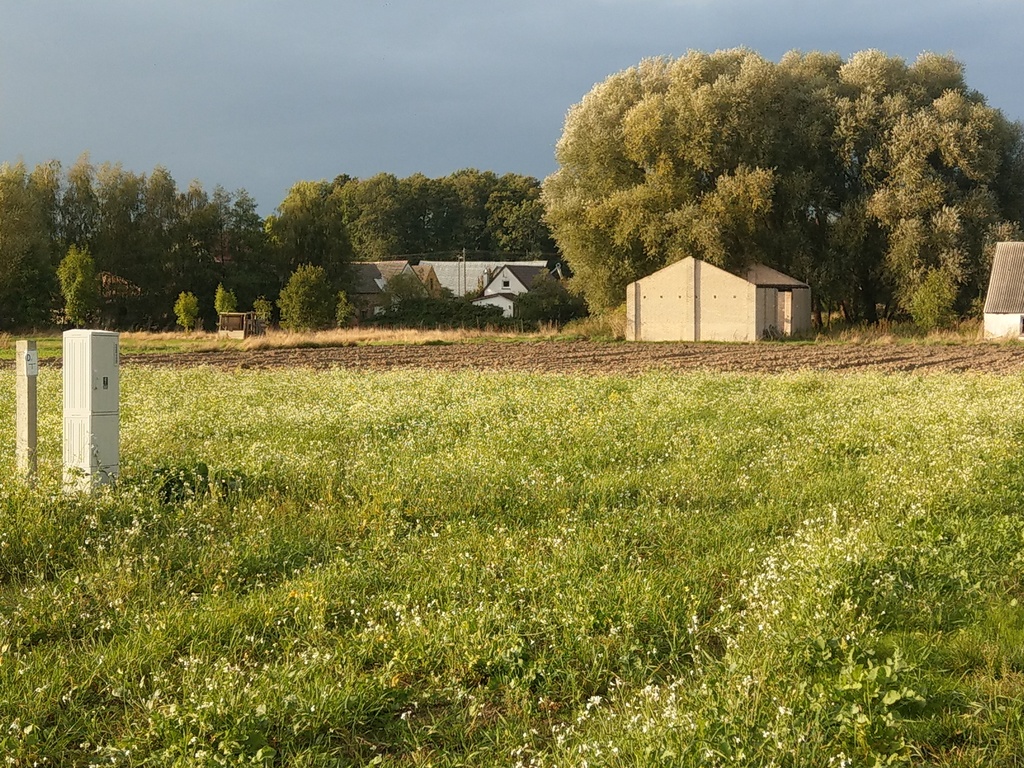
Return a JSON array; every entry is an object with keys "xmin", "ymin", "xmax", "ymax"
[
  {"xmin": 501, "ymin": 264, "xmax": 549, "ymax": 287},
  {"xmin": 636, "ymin": 258, "xmax": 808, "ymax": 290},
  {"xmin": 473, "ymin": 292, "xmax": 517, "ymax": 303},
  {"xmin": 421, "ymin": 260, "xmax": 548, "ymax": 296},
  {"xmin": 745, "ymin": 264, "xmax": 809, "ymax": 289},
  {"xmin": 99, "ymin": 271, "xmax": 142, "ymax": 298},
  {"xmin": 984, "ymin": 242, "xmax": 1024, "ymax": 314},
  {"xmin": 410, "ymin": 264, "xmax": 436, "ymax": 283},
  {"xmin": 350, "ymin": 261, "xmax": 410, "ymax": 294}
]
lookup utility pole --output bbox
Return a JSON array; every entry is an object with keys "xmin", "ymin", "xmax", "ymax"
[{"xmin": 460, "ymin": 247, "xmax": 467, "ymax": 296}]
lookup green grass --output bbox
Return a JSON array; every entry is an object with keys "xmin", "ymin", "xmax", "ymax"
[
  {"xmin": 0, "ymin": 328, "xmax": 562, "ymax": 361},
  {"xmin": 0, "ymin": 332, "xmax": 241, "ymax": 360},
  {"xmin": 2, "ymin": 367, "xmax": 1024, "ymax": 765}
]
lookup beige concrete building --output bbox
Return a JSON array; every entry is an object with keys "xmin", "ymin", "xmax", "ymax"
[
  {"xmin": 983, "ymin": 242, "xmax": 1024, "ymax": 338},
  {"xmin": 625, "ymin": 257, "xmax": 811, "ymax": 342}
]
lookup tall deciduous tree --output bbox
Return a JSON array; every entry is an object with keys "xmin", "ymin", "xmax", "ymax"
[
  {"xmin": 335, "ymin": 170, "xmax": 557, "ymax": 261},
  {"xmin": 0, "ymin": 162, "xmax": 57, "ymax": 328},
  {"xmin": 336, "ymin": 173, "xmax": 407, "ymax": 261},
  {"xmin": 221, "ymin": 188, "xmax": 274, "ymax": 307},
  {"xmin": 60, "ymin": 154, "xmax": 100, "ymax": 251},
  {"xmin": 543, "ymin": 49, "xmax": 1024, "ymax": 325},
  {"xmin": 267, "ymin": 181, "xmax": 352, "ymax": 288},
  {"xmin": 447, "ymin": 168, "xmax": 499, "ymax": 251},
  {"xmin": 486, "ymin": 174, "xmax": 555, "ymax": 255},
  {"xmin": 0, "ymin": 151, "xmax": 279, "ymax": 329}
]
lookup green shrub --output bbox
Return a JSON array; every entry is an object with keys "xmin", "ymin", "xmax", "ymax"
[
  {"xmin": 516, "ymin": 274, "xmax": 588, "ymax": 327},
  {"xmin": 335, "ymin": 291, "xmax": 355, "ymax": 327},
  {"xmin": 561, "ymin": 304, "xmax": 626, "ymax": 339},
  {"xmin": 383, "ymin": 271, "xmax": 428, "ymax": 304},
  {"xmin": 56, "ymin": 245, "xmax": 99, "ymax": 327},
  {"xmin": 370, "ymin": 296, "xmax": 512, "ymax": 329},
  {"xmin": 173, "ymin": 291, "xmax": 200, "ymax": 332},
  {"xmin": 908, "ymin": 269, "xmax": 957, "ymax": 330},
  {"xmin": 252, "ymin": 296, "xmax": 273, "ymax": 325},
  {"xmin": 214, "ymin": 283, "xmax": 238, "ymax": 315},
  {"xmin": 277, "ymin": 264, "xmax": 334, "ymax": 331}
]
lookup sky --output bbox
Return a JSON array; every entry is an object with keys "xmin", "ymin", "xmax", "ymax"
[{"xmin": 3, "ymin": 0, "xmax": 1024, "ymax": 214}]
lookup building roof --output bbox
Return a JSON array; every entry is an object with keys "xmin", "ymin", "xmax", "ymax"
[
  {"xmin": 502, "ymin": 264, "xmax": 549, "ymax": 288},
  {"xmin": 410, "ymin": 264, "xmax": 435, "ymax": 282},
  {"xmin": 421, "ymin": 260, "xmax": 548, "ymax": 296},
  {"xmin": 745, "ymin": 264, "xmax": 809, "ymax": 289},
  {"xmin": 473, "ymin": 292, "xmax": 517, "ymax": 303},
  {"xmin": 636, "ymin": 258, "xmax": 808, "ymax": 290},
  {"xmin": 984, "ymin": 242, "xmax": 1024, "ymax": 314},
  {"xmin": 350, "ymin": 261, "xmax": 410, "ymax": 294}
]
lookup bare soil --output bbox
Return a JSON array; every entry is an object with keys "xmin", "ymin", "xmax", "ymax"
[{"xmin": 103, "ymin": 340, "xmax": 1024, "ymax": 375}]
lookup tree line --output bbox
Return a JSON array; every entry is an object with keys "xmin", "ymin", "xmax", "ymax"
[
  {"xmin": 0, "ymin": 158, "xmax": 554, "ymax": 330},
  {"xmin": 9, "ymin": 48, "xmax": 1019, "ymax": 333},
  {"xmin": 543, "ymin": 49, "xmax": 1024, "ymax": 327}
]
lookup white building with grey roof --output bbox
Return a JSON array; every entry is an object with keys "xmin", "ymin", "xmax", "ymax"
[
  {"xmin": 984, "ymin": 242, "xmax": 1024, "ymax": 338},
  {"xmin": 471, "ymin": 264, "xmax": 553, "ymax": 317},
  {"xmin": 419, "ymin": 260, "xmax": 549, "ymax": 297}
]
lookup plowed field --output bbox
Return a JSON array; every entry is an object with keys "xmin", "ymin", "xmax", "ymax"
[{"xmin": 110, "ymin": 340, "xmax": 1024, "ymax": 374}]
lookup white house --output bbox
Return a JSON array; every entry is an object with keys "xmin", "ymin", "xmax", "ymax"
[
  {"xmin": 471, "ymin": 264, "xmax": 550, "ymax": 318},
  {"xmin": 983, "ymin": 242, "xmax": 1024, "ymax": 338},
  {"xmin": 472, "ymin": 292, "xmax": 517, "ymax": 318}
]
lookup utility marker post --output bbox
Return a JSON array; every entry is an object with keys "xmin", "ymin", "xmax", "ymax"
[{"xmin": 15, "ymin": 340, "xmax": 39, "ymax": 479}]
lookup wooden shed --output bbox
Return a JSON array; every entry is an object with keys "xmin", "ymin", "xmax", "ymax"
[
  {"xmin": 983, "ymin": 242, "xmax": 1024, "ymax": 338},
  {"xmin": 625, "ymin": 257, "xmax": 811, "ymax": 342},
  {"xmin": 217, "ymin": 312, "xmax": 263, "ymax": 339}
]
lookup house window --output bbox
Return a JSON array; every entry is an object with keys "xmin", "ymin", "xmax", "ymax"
[
  {"xmin": 502, "ymin": 279, "xmax": 510, "ymax": 289},
  {"xmin": 1020, "ymin": 316, "xmax": 1024, "ymax": 336}
]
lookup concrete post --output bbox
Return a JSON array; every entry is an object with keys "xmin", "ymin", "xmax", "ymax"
[{"xmin": 15, "ymin": 340, "xmax": 38, "ymax": 479}]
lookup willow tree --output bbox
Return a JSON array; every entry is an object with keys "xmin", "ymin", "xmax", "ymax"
[{"xmin": 543, "ymin": 49, "xmax": 1024, "ymax": 324}]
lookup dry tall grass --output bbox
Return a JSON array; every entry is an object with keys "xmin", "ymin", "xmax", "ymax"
[
  {"xmin": 240, "ymin": 325, "xmax": 560, "ymax": 350},
  {"xmin": 8, "ymin": 316, "xmax": 1021, "ymax": 356},
  {"xmin": 814, "ymin": 318, "xmax": 988, "ymax": 344}
]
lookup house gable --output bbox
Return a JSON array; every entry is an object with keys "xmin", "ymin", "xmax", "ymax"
[
  {"xmin": 349, "ymin": 260, "xmax": 415, "ymax": 320},
  {"xmin": 482, "ymin": 264, "xmax": 548, "ymax": 297},
  {"xmin": 626, "ymin": 257, "xmax": 810, "ymax": 342}
]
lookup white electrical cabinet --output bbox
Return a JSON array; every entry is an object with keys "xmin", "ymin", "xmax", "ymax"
[{"xmin": 63, "ymin": 330, "xmax": 120, "ymax": 491}]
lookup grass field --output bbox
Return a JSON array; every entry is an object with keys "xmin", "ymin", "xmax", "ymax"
[
  {"xmin": 0, "ymin": 327, "xmax": 565, "ymax": 361},
  {"xmin": 2, "ymin": 366, "xmax": 1024, "ymax": 766},
  {"xmin": 0, "ymin": 316, "xmax": 1009, "ymax": 364}
]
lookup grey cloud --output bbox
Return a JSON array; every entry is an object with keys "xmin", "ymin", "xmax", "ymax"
[{"xmin": 2, "ymin": 0, "xmax": 1022, "ymax": 213}]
